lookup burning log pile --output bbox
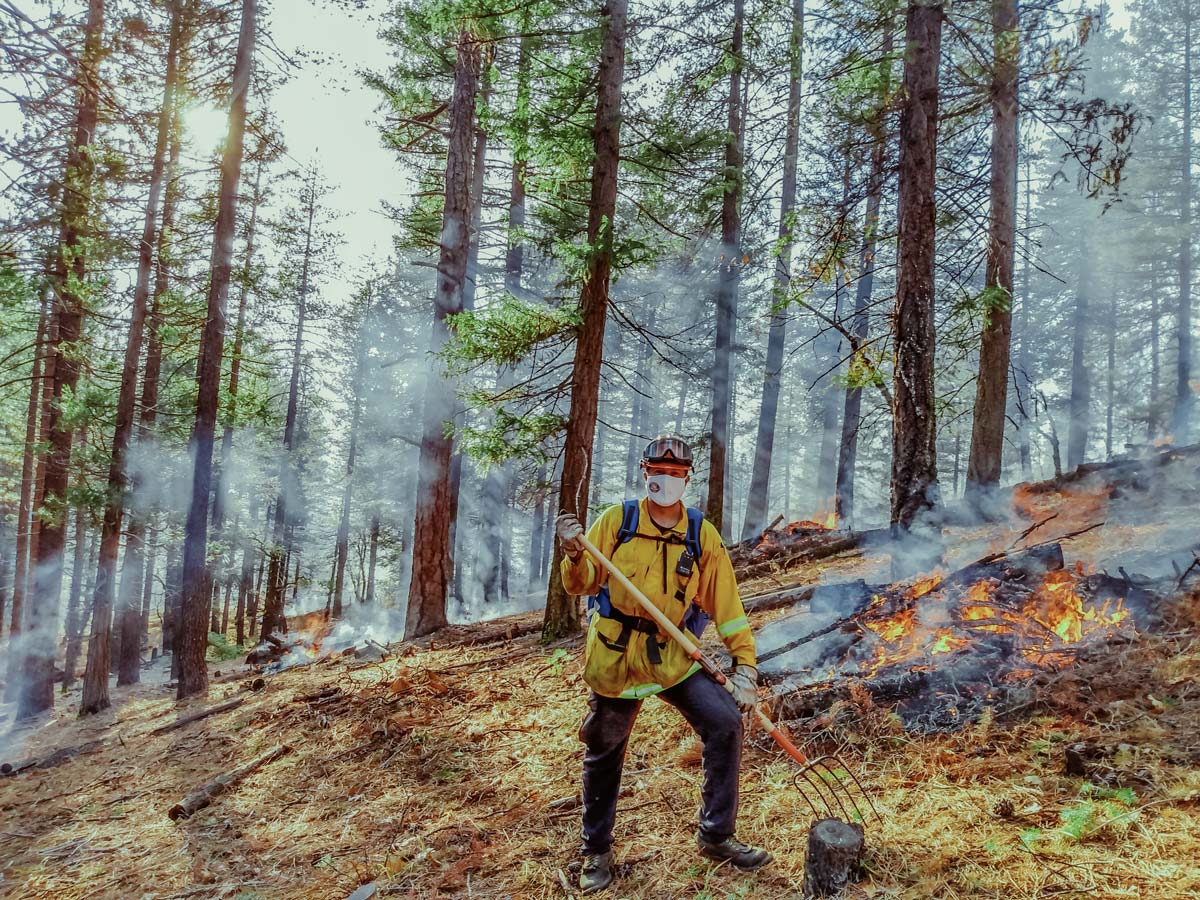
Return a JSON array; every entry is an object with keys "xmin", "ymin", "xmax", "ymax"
[{"xmin": 759, "ymin": 544, "xmax": 1159, "ymax": 733}]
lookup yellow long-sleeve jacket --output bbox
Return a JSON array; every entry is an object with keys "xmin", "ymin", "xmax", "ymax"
[{"xmin": 561, "ymin": 499, "xmax": 755, "ymax": 699}]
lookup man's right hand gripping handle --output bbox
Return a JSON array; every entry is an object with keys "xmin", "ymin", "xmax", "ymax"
[{"xmin": 556, "ymin": 513, "xmax": 586, "ymax": 562}]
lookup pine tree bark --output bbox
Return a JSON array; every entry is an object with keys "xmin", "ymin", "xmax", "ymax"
[
  {"xmin": 177, "ymin": 0, "xmax": 256, "ymax": 700},
  {"xmin": 965, "ymin": 0, "xmax": 1019, "ymax": 504},
  {"xmin": 406, "ymin": 33, "xmax": 482, "ymax": 639},
  {"xmin": 365, "ymin": 512, "xmax": 379, "ymax": 604},
  {"xmin": 542, "ymin": 0, "xmax": 627, "ymax": 641},
  {"xmin": 1173, "ymin": 10, "xmax": 1194, "ymax": 438},
  {"xmin": 705, "ymin": 0, "xmax": 744, "ymax": 538},
  {"xmin": 235, "ymin": 496, "xmax": 256, "ymax": 644},
  {"xmin": 17, "ymin": 0, "xmax": 105, "ymax": 720},
  {"xmin": 333, "ymin": 295, "xmax": 370, "ymax": 618},
  {"xmin": 1015, "ymin": 155, "xmax": 1033, "ymax": 474},
  {"xmin": 8, "ymin": 288, "xmax": 49, "ymax": 640},
  {"xmin": 84, "ymin": 0, "xmax": 183, "ymax": 707},
  {"xmin": 1068, "ymin": 234, "xmax": 1091, "ymax": 470},
  {"xmin": 742, "ymin": 0, "xmax": 803, "ymax": 540},
  {"xmin": 1105, "ymin": 290, "xmax": 1117, "ymax": 459},
  {"xmin": 890, "ymin": 0, "xmax": 943, "ymax": 534},
  {"xmin": 118, "ymin": 66, "xmax": 186, "ymax": 669},
  {"xmin": 261, "ymin": 179, "xmax": 315, "ymax": 638},
  {"xmin": 836, "ymin": 24, "xmax": 893, "ymax": 528},
  {"xmin": 61, "ymin": 496, "xmax": 88, "ymax": 690},
  {"xmin": 208, "ymin": 154, "xmax": 263, "ymax": 639}
]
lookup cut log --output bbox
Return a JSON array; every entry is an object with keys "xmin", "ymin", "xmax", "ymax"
[
  {"xmin": 168, "ymin": 743, "xmax": 291, "ymax": 821},
  {"xmin": 149, "ymin": 697, "xmax": 244, "ymax": 735},
  {"xmin": 1, "ymin": 740, "xmax": 104, "ymax": 776},
  {"xmin": 802, "ymin": 818, "xmax": 864, "ymax": 898}
]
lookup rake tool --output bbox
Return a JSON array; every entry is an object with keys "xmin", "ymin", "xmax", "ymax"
[{"xmin": 577, "ymin": 533, "xmax": 881, "ymax": 827}]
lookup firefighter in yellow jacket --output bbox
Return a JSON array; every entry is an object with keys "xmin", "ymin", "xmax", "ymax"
[{"xmin": 557, "ymin": 435, "xmax": 771, "ymax": 894}]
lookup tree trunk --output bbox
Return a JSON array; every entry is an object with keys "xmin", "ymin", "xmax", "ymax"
[
  {"xmin": 624, "ymin": 313, "xmax": 657, "ymax": 496},
  {"xmin": 890, "ymin": 0, "xmax": 943, "ymax": 536},
  {"xmin": 705, "ymin": 0, "xmax": 744, "ymax": 539},
  {"xmin": 17, "ymin": 0, "xmax": 105, "ymax": 721},
  {"xmin": 1068, "ymin": 234, "xmax": 1091, "ymax": 470},
  {"xmin": 406, "ymin": 33, "xmax": 482, "ymax": 639},
  {"xmin": 140, "ymin": 533, "xmax": 156, "ymax": 642},
  {"xmin": 61, "ymin": 503, "xmax": 89, "ymax": 691},
  {"xmin": 1015, "ymin": 153, "xmax": 1033, "ymax": 475},
  {"xmin": 117, "ymin": 49, "xmax": 186, "ymax": 680},
  {"xmin": 84, "ymin": 1, "xmax": 183, "ymax": 707},
  {"xmin": 163, "ymin": 544, "xmax": 180, "ymax": 655},
  {"xmin": 965, "ymin": 0, "xmax": 1019, "ymax": 504},
  {"xmin": 742, "ymin": 0, "xmax": 803, "ymax": 540},
  {"xmin": 1174, "ymin": 11, "xmax": 1194, "ymax": 438},
  {"xmin": 235, "ymin": 496, "xmax": 256, "ymax": 645},
  {"xmin": 835, "ymin": 24, "xmax": 893, "ymax": 529},
  {"xmin": 1106, "ymin": 290, "xmax": 1117, "ymax": 459},
  {"xmin": 333, "ymin": 294, "xmax": 370, "ymax": 618},
  {"xmin": 529, "ymin": 463, "xmax": 546, "ymax": 588},
  {"xmin": 261, "ymin": 178, "xmax": 315, "ymax": 639},
  {"xmin": 1150, "ymin": 280, "xmax": 1161, "ymax": 439},
  {"xmin": 542, "ymin": 0, "xmax": 627, "ymax": 640},
  {"xmin": 177, "ymin": 0, "xmax": 256, "ymax": 700},
  {"xmin": 365, "ymin": 512, "xmax": 379, "ymax": 604},
  {"xmin": 8, "ymin": 287, "xmax": 49, "ymax": 640}
]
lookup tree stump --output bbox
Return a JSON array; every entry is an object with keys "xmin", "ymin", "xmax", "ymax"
[{"xmin": 803, "ymin": 818, "xmax": 865, "ymax": 898}]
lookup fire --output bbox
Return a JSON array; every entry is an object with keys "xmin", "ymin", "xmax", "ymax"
[
  {"xmin": 929, "ymin": 630, "xmax": 967, "ymax": 654},
  {"xmin": 1023, "ymin": 568, "xmax": 1128, "ymax": 645},
  {"xmin": 904, "ymin": 569, "xmax": 945, "ymax": 600},
  {"xmin": 855, "ymin": 565, "xmax": 1131, "ymax": 676}
]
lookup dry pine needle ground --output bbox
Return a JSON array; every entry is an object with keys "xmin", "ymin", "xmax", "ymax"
[{"xmin": 1, "ymin": 601, "xmax": 1198, "ymax": 900}]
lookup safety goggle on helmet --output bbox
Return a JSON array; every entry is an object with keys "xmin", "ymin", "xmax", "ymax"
[{"xmin": 640, "ymin": 435, "xmax": 693, "ymax": 477}]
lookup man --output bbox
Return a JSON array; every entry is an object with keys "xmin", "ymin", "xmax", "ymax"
[{"xmin": 556, "ymin": 434, "xmax": 771, "ymax": 894}]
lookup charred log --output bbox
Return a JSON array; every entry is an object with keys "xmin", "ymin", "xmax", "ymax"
[
  {"xmin": 1, "ymin": 740, "xmax": 104, "ymax": 776},
  {"xmin": 802, "ymin": 818, "xmax": 864, "ymax": 898}
]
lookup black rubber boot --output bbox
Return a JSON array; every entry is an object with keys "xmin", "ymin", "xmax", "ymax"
[
  {"xmin": 697, "ymin": 835, "xmax": 773, "ymax": 871},
  {"xmin": 579, "ymin": 850, "xmax": 614, "ymax": 893}
]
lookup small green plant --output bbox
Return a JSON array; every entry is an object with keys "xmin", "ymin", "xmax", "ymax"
[
  {"xmin": 546, "ymin": 648, "xmax": 570, "ymax": 676},
  {"xmin": 206, "ymin": 632, "xmax": 243, "ymax": 662},
  {"xmin": 1059, "ymin": 783, "xmax": 1139, "ymax": 840}
]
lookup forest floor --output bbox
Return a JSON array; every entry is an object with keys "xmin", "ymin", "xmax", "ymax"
[{"xmin": 2, "ymin": 479, "xmax": 1200, "ymax": 900}]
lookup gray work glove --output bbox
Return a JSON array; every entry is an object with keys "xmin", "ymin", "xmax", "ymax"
[
  {"xmin": 727, "ymin": 665, "xmax": 759, "ymax": 713},
  {"xmin": 555, "ymin": 513, "xmax": 586, "ymax": 561}
]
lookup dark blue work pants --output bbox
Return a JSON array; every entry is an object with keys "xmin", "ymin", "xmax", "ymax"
[{"xmin": 578, "ymin": 671, "xmax": 743, "ymax": 854}]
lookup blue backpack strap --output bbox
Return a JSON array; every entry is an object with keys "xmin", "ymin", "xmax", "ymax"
[
  {"xmin": 615, "ymin": 498, "xmax": 640, "ymax": 546},
  {"xmin": 681, "ymin": 507, "xmax": 711, "ymax": 638},
  {"xmin": 684, "ymin": 507, "xmax": 704, "ymax": 563},
  {"xmin": 589, "ymin": 500, "xmax": 640, "ymax": 623}
]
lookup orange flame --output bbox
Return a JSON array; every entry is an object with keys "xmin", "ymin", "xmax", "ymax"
[{"xmin": 857, "ymin": 564, "xmax": 1130, "ymax": 674}]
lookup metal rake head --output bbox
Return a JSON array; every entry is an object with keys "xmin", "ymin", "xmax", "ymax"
[{"xmin": 790, "ymin": 754, "xmax": 881, "ymax": 826}]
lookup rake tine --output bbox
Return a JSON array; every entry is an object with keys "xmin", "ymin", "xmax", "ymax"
[
  {"xmin": 788, "ymin": 770, "xmax": 824, "ymax": 821},
  {"xmin": 806, "ymin": 760, "xmax": 856, "ymax": 823},
  {"xmin": 811, "ymin": 757, "xmax": 870, "ymax": 825},
  {"xmin": 793, "ymin": 765, "xmax": 849, "ymax": 823},
  {"xmin": 822, "ymin": 754, "xmax": 883, "ymax": 825},
  {"xmin": 810, "ymin": 754, "xmax": 882, "ymax": 826}
]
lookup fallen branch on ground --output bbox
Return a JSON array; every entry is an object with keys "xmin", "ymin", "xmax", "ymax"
[
  {"xmin": 1, "ymin": 740, "xmax": 104, "ymax": 777},
  {"xmin": 168, "ymin": 744, "xmax": 291, "ymax": 821},
  {"xmin": 149, "ymin": 697, "xmax": 244, "ymax": 736}
]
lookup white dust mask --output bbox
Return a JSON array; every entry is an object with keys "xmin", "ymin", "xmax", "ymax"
[{"xmin": 646, "ymin": 473, "xmax": 686, "ymax": 507}]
